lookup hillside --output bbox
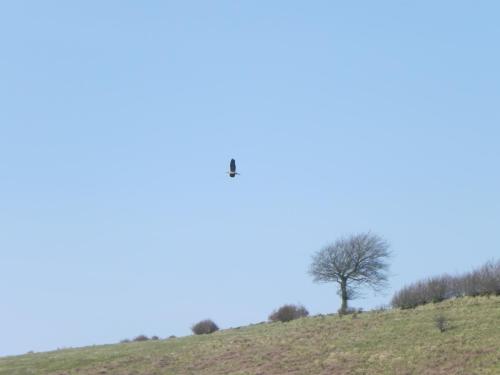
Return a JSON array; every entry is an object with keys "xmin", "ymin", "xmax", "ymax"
[{"xmin": 1, "ymin": 296, "xmax": 499, "ymax": 375}]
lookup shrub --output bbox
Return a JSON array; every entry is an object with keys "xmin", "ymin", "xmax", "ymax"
[
  {"xmin": 192, "ymin": 319, "xmax": 219, "ymax": 335},
  {"xmin": 472, "ymin": 260, "xmax": 500, "ymax": 296},
  {"xmin": 434, "ymin": 314, "xmax": 450, "ymax": 333},
  {"xmin": 426, "ymin": 276, "xmax": 453, "ymax": 302},
  {"xmin": 151, "ymin": 335, "xmax": 159, "ymax": 340},
  {"xmin": 120, "ymin": 339, "xmax": 131, "ymax": 344},
  {"xmin": 269, "ymin": 304, "xmax": 309, "ymax": 323},
  {"xmin": 392, "ymin": 259, "xmax": 500, "ymax": 309},
  {"xmin": 133, "ymin": 335, "xmax": 149, "ymax": 342}
]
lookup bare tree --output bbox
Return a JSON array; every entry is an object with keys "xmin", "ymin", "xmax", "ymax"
[{"xmin": 309, "ymin": 232, "xmax": 391, "ymax": 314}]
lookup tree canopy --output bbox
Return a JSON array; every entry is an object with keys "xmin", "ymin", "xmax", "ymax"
[{"xmin": 309, "ymin": 232, "xmax": 391, "ymax": 313}]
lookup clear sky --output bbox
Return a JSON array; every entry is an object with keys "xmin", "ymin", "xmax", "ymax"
[{"xmin": 1, "ymin": 1, "xmax": 499, "ymax": 357}]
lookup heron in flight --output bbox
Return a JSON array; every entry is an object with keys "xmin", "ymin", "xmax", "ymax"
[{"xmin": 228, "ymin": 158, "xmax": 239, "ymax": 178}]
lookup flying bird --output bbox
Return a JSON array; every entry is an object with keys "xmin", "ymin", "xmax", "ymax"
[{"xmin": 228, "ymin": 158, "xmax": 239, "ymax": 178}]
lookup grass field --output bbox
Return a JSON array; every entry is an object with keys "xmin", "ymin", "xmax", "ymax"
[{"xmin": 1, "ymin": 296, "xmax": 499, "ymax": 375}]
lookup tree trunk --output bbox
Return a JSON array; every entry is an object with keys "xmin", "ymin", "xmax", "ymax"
[{"xmin": 340, "ymin": 278, "xmax": 348, "ymax": 315}]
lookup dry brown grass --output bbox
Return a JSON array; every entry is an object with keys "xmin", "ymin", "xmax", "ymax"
[{"xmin": 1, "ymin": 296, "xmax": 499, "ymax": 375}]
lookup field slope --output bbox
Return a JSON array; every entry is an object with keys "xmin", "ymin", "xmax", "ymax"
[{"xmin": 1, "ymin": 296, "xmax": 499, "ymax": 375}]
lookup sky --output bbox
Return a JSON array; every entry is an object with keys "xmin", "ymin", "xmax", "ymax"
[{"xmin": 1, "ymin": 1, "xmax": 499, "ymax": 357}]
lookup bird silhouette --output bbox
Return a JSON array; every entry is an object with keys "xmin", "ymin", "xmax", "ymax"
[{"xmin": 228, "ymin": 158, "xmax": 239, "ymax": 178}]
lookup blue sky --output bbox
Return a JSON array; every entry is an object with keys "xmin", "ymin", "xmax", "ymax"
[{"xmin": 1, "ymin": 1, "xmax": 499, "ymax": 356}]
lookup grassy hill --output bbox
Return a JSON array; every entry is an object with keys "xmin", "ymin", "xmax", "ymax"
[{"xmin": 1, "ymin": 296, "xmax": 499, "ymax": 375}]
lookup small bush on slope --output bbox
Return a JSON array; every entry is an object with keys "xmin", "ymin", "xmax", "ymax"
[
  {"xmin": 434, "ymin": 314, "xmax": 450, "ymax": 333},
  {"xmin": 133, "ymin": 335, "xmax": 149, "ymax": 342},
  {"xmin": 269, "ymin": 304, "xmax": 309, "ymax": 322},
  {"xmin": 192, "ymin": 319, "xmax": 219, "ymax": 335}
]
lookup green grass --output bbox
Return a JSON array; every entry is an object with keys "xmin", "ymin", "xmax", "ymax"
[{"xmin": 2, "ymin": 296, "xmax": 499, "ymax": 374}]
